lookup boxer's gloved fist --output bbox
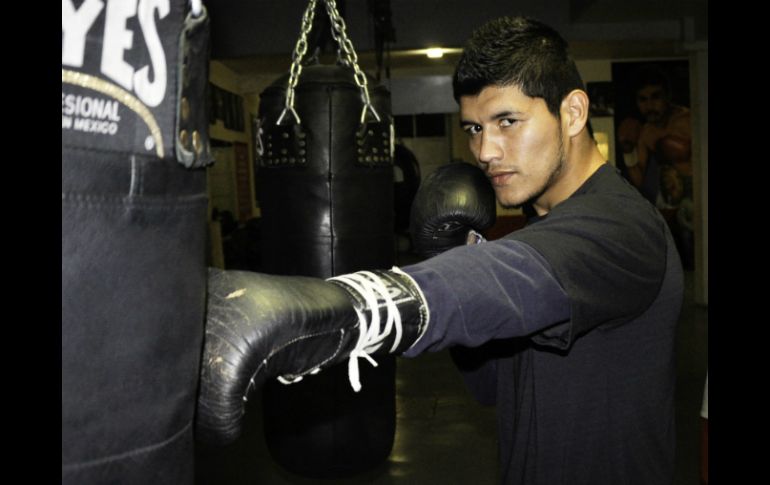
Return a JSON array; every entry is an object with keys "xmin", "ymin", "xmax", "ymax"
[
  {"xmin": 410, "ymin": 163, "xmax": 496, "ymax": 258},
  {"xmin": 196, "ymin": 267, "xmax": 428, "ymax": 445}
]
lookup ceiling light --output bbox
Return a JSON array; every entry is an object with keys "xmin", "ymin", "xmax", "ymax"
[{"xmin": 425, "ymin": 48, "xmax": 444, "ymax": 59}]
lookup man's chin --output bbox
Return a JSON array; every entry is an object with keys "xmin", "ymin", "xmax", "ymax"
[
  {"xmin": 494, "ymin": 188, "xmax": 535, "ymax": 208},
  {"xmin": 497, "ymin": 195, "xmax": 530, "ymax": 210},
  {"xmin": 499, "ymin": 201, "xmax": 524, "ymax": 210}
]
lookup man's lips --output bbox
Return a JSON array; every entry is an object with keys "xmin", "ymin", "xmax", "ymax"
[{"xmin": 487, "ymin": 171, "xmax": 516, "ymax": 186}]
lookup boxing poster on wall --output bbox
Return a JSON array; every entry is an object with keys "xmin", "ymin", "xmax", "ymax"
[{"xmin": 611, "ymin": 60, "xmax": 694, "ymax": 269}]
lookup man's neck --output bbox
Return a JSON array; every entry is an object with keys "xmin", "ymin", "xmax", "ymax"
[{"xmin": 533, "ymin": 139, "xmax": 606, "ymax": 216}]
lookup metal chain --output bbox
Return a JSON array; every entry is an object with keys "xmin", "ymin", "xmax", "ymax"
[
  {"xmin": 323, "ymin": 0, "xmax": 351, "ymax": 67},
  {"xmin": 277, "ymin": 0, "xmax": 318, "ymax": 125},
  {"xmin": 323, "ymin": 0, "xmax": 381, "ymax": 123},
  {"xmin": 278, "ymin": 0, "xmax": 380, "ymax": 126}
]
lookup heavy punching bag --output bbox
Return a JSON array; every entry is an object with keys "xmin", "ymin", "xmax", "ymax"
[
  {"xmin": 255, "ymin": 0, "xmax": 397, "ymax": 478},
  {"xmin": 62, "ymin": 2, "xmax": 212, "ymax": 483}
]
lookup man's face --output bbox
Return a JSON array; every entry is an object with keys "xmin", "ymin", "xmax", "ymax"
[
  {"xmin": 460, "ymin": 84, "xmax": 565, "ymax": 209},
  {"xmin": 636, "ymin": 84, "xmax": 669, "ymax": 124}
]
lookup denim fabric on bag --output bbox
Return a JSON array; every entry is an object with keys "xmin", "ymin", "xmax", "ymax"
[{"xmin": 62, "ymin": 2, "xmax": 212, "ymax": 483}]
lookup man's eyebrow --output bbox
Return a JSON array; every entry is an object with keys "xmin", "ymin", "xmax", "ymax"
[
  {"xmin": 460, "ymin": 110, "xmax": 524, "ymax": 127},
  {"xmin": 489, "ymin": 110, "xmax": 523, "ymax": 120}
]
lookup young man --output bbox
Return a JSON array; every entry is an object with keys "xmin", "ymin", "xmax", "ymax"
[
  {"xmin": 398, "ymin": 16, "xmax": 683, "ymax": 484},
  {"xmin": 197, "ymin": 16, "xmax": 683, "ymax": 485}
]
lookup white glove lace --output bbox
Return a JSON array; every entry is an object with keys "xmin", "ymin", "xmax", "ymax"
[
  {"xmin": 190, "ymin": 0, "xmax": 202, "ymax": 17},
  {"xmin": 327, "ymin": 271, "xmax": 403, "ymax": 392}
]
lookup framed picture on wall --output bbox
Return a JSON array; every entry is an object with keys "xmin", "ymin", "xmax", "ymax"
[{"xmin": 611, "ymin": 59, "xmax": 694, "ymax": 269}]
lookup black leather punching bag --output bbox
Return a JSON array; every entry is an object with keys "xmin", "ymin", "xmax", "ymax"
[
  {"xmin": 256, "ymin": 62, "xmax": 397, "ymax": 478},
  {"xmin": 62, "ymin": 2, "xmax": 212, "ymax": 483}
]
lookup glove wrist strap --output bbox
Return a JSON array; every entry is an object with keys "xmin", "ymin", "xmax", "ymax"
[{"xmin": 327, "ymin": 268, "xmax": 428, "ymax": 391}]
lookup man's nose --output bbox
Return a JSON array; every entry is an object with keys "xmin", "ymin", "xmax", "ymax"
[{"xmin": 477, "ymin": 132, "xmax": 503, "ymax": 166}]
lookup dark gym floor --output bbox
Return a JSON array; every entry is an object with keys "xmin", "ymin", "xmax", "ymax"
[{"xmin": 196, "ymin": 269, "xmax": 708, "ymax": 485}]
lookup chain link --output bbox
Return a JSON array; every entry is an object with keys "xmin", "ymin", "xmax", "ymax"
[
  {"xmin": 277, "ymin": 0, "xmax": 318, "ymax": 125},
  {"xmin": 323, "ymin": 0, "xmax": 380, "ymax": 124},
  {"xmin": 278, "ymin": 0, "xmax": 380, "ymax": 126}
]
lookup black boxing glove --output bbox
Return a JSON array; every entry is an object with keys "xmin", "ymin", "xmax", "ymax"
[
  {"xmin": 196, "ymin": 267, "xmax": 429, "ymax": 445},
  {"xmin": 409, "ymin": 163, "xmax": 496, "ymax": 259}
]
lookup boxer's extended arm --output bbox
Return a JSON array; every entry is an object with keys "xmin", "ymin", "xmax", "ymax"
[
  {"xmin": 400, "ymin": 239, "xmax": 571, "ymax": 356},
  {"xmin": 196, "ymin": 243, "xmax": 571, "ymax": 445}
]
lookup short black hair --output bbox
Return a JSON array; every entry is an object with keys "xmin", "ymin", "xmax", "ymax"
[
  {"xmin": 631, "ymin": 65, "xmax": 672, "ymax": 97},
  {"xmin": 452, "ymin": 16, "xmax": 584, "ymax": 118}
]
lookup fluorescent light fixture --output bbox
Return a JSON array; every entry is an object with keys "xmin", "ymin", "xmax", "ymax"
[{"xmin": 425, "ymin": 48, "xmax": 444, "ymax": 59}]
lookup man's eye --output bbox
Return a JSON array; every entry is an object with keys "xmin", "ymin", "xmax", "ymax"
[
  {"xmin": 464, "ymin": 125, "xmax": 482, "ymax": 136},
  {"xmin": 500, "ymin": 118, "xmax": 517, "ymax": 127}
]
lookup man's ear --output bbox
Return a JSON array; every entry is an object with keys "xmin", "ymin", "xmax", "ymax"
[{"xmin": 560, "ymin": 89, "xmax": 589, "ymax": 137}]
